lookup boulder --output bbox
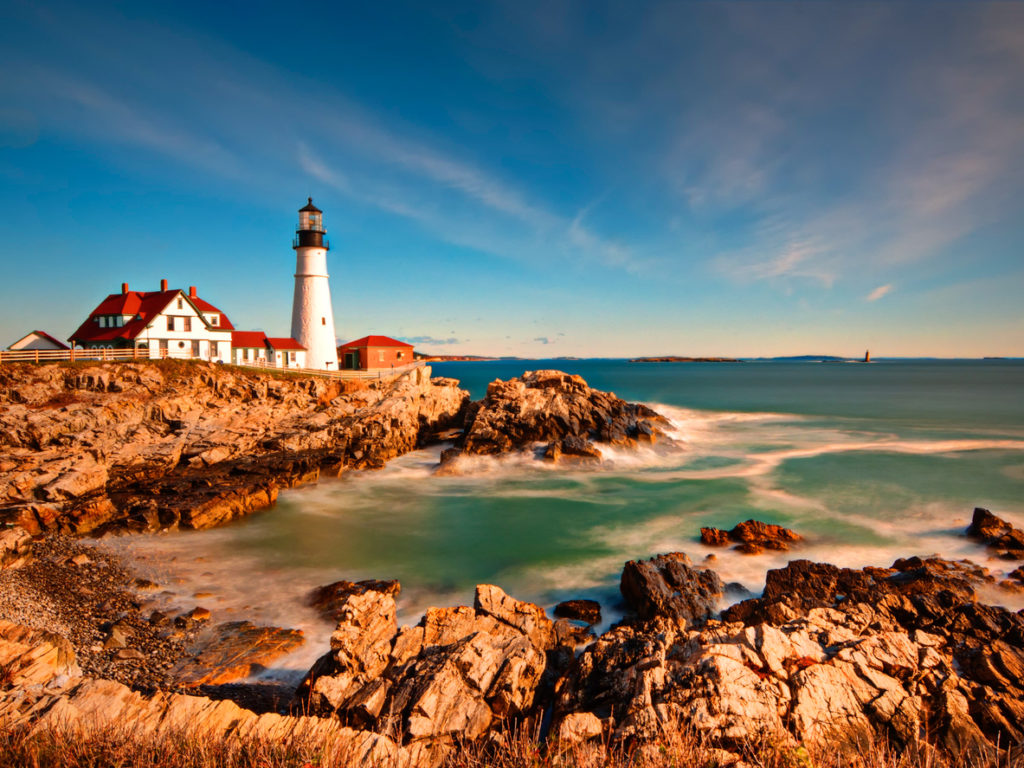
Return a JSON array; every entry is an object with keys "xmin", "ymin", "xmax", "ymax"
[
  {"xmin": 700, "ymin": 519, "xmax": 802, "ymax": 554},
  {"xmin": 965, "ymin": 507, "xmax": 1024, "ymax": 559},
  {"xmin": 553, "ymin": 599, "xmax": 602, "ymax": 625},
  {"xmin": 439, "ymin": 370, "xmax": 668, "ymax": 469},
  {"xmin": 297, "ymin": 582, "xmax": 561, "ymax": 747},
  {"xmin": 0, "ymin": 526, "xmax": 32, "ymax": 570},
  {"xmin": 308, "ymin": 578, "xmax": 401, "ymax": 623},
  {"xmin": 620, "ymin": 552, "xmax": 722, "ymax": 622}
]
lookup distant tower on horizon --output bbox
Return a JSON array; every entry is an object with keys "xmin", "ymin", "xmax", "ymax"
[{"xmin": 290, "ymin": 198, "xmax": 338, "ymax": 370}]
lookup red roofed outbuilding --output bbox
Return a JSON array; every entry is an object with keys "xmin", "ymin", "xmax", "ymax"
[
  {"xmin": 6, "ymin": 330, "xmax": 70, "ymax": 351},
  {"xmin": 338, "ymin": 335, "xmax": 414, "ymax": 370}
]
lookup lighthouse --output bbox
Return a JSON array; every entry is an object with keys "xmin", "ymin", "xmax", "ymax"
[{"xmin": 290, "ymin": 198, "xmax": 339, "ymax": 370}]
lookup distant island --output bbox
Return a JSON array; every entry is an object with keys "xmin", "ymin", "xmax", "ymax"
[{"xmin": 629, "ymin": 356, "xmax": 742, "ymax": 363}]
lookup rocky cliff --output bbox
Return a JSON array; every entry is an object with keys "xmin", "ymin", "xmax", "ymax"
[{"xmin": 0, "ymin": 361, "xmax": 468, "ymax": 534}]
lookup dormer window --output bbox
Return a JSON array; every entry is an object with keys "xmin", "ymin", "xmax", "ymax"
[
  {"xmin": 209, "ymin": 315, "xmax": 218, "ymax": 326},
  {"xmin": 98, "ymin": 316, "xmax": 106, "ymax": 328}
]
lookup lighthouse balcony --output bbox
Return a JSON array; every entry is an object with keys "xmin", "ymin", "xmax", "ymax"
[{"xmin": 293, "ymin": 232, "xmax": 330, "ymax": 249}]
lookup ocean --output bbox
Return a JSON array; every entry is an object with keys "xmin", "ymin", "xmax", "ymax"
[{"xmin": 111, "ymin": 359, "xmax": 1024, "ymax": 679}]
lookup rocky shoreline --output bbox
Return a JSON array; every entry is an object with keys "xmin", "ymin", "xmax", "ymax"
[
  {"xmin": 3, "ymin": 362, "xmax": 1024, "ymax": 765},
  {"xmin": 4, "ymin": 510, "xmax": 1024, "ymax": 765}
]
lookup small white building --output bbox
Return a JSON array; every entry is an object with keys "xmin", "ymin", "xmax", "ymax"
[
  {"xmin": 231, "ymin": 331, "xmax": 270, "ymax": 365},
  {"xmin": 69, "ymin": 280, "xmax": 233, "ymax": 360},
  {"xmin": 266, "ymin": 337, "xmax": 307, "ymax": 369},
  {"xmin": 6, "ymin": 330, "xmax": 70, "ymax": 351},
  {"xmin": 230, "ymin": 332, "xmax": 307, "ymax": 369}
]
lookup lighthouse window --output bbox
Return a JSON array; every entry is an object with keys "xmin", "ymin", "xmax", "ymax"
[{"xmin": 321, "ymin": 317, "xmax": 326, "ymax": 325}]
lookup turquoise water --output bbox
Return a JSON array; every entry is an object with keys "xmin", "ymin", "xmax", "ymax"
[{"xmin": 115, "ymin": 359, "xmax": 1024, "ymax": 677}]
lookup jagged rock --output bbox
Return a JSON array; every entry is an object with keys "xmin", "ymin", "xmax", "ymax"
[
  {"xmin": 438, "ymin": 370, "xmax": 668, "ymax": 470},
  {"xmin": 169, "ymin": 621, "xmax": 305, "ymax": 687},
  {"xmin": 620, "ymin": 552, "xmax": 723, "ymax": 622},
  {"xmin": 966, "ymin": 507, "xmax": 1024, "ymax": 559},
  {"xmin": 0, "ymin": 620, "xmax": 80, "ymax": 686},
  {"xmin": 0, "ymin": 526, "xmax": 32, "ymax": 569},
  {"xmin": 554, "ymin": 599, "xmax": 602, "ymax": 625},
  {"xmin": 297, "ymin": 583, "xmax": 560, "ymax": 747},
  {"xmin": 308, "ymin": 578, "xmax": 401, "ymax": 623},
  {"xmin": 0, "ymin": 362, "xmax": 468, "ymax": 534},
  {"xmin": 700, "ymin": 519, "xmax": 802, "ymax": 554},
  {"xmin": 556, "ymin": 711, "xmax": 604, "ymax": 743}
]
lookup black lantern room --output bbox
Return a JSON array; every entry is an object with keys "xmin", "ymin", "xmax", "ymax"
[{"xmin": 294, "ymin": 197, "xmax": 329, "ymax": 250}]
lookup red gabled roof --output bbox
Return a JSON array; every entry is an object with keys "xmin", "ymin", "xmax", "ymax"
[
  {"xmin": 231, "ymin": 330, "xmax": 268, "ymax": 348},
  {"xmin": 266, "ymin": 337, "xmax": 305, "ymax": 350},
  {"xmin": 338, "ymin": 335, "xmax": 413, "ymax": 350},
  {"xmin": 70, "ymin": 288, "xmax": 235, "ymax": 344},
  {"xmin": 191, "ymin": 296, "xmax": 235, "ymax": 330}
]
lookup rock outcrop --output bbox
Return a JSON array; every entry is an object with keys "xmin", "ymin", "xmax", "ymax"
[
  {"xmin": 700, "ymin": 519, "xmax": 803, "ymax": 554},
  {"xmin": 0, "ymin": 618, "xmax": 419, "ymax": 767},
  {"xmin": 295, "ymin": 583, "xmax": 576, "ymax": 748},
  {"xmin": 437, "ymin": 370, "xmax": 668, "ymax": 472},
  {"xmin": 620, "ymin": 552, "xmax": 723, "ymax": 622},
  {"xmin": 967, "ymin": 507, "xmax": 1024, "ymax": 559},
  {"xmin": 554, "ymin": 553, "xmax": 1023, "ymax": 758},
  {"xmin": 0, "ymin": 362, "xmax": 467, "ymax": 534}
]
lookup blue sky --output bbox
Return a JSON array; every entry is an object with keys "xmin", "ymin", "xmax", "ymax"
[{"xmin": 1, "ymin": 1, "xmax": 1022, "ymax": 357}]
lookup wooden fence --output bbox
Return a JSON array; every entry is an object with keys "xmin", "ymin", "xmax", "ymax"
[{"xmin": 0, "ymin": 347, "xmax": 425, "ymax": 380}]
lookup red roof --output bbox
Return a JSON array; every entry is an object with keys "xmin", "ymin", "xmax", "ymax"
[
  {"xmin": 338, "ymin": 335, "xmax": 413, "ymax": 350},
  {"xmin": 266, "ymin": 337, "xmax": 305, "ymax": 350},
  {"xmin": 191, "ymin": 297, "xmax": 235, "ymax": 330},
  {"xmin": 70, "ymin": 288, "xmax": 235, "ymax": 344},
  {"xmin": 231, "ymin": 331, "xmax": 268, "ymax": 348},
  {"xmin": 12, "ymin": 330, "xmax": 70, "ymax": 350}
]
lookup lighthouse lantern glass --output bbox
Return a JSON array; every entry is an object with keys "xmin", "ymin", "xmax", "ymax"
[{"xmin": 299, "ymin": 211, "xmax": 323, "ymax": 232}]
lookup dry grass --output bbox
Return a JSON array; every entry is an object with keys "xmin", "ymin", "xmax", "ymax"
[{"xmin": 1, "ymin": 723, "xmax": 1020, "ymax": 768}]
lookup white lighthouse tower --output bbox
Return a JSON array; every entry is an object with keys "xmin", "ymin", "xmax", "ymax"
[{"xmin": 290, "ymin": 198, "xmax": 339, "ymax": 370}]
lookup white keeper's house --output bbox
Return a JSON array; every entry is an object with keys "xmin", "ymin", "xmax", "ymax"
[
  {"xmin": 69, "ymin": 280, "xmax": 234, "ymax": 360},
  {"xmin": 69, "ymin": 280, "xmax": 309, "ymax": 368}
]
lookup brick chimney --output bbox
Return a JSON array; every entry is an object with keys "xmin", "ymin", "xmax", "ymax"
[
  {"xmin": 121, "ymin": 282, "xmax": 129, "ymax": 295},
  {"xmin": 189, "ymin": 286, "xmax": 197, "ymax": 299},
  {"xmin": 160, "ymin": 278, "xmax": 168, "ymax": 292}
]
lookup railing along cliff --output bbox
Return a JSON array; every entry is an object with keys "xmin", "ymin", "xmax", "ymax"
[{"xmin": 0, "ymin": 347, "xmax": 425, "ymax": 381}]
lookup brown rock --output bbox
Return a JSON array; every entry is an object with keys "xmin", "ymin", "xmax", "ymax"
[
  {"xmin": 308, "ymin": 578, "xmax": 401, "ymax": 623},
  {"xmin": 451, "ymin": 370, "xmax": 669, "ymax": 463},
  {"xmin": 170, "ymin": 621, "xmax": 305, "ymax": 686},
  {"xmin": 554, "ymin": 599, "xmax": 602, "ymax": 625},
  {"xmin": 0, "ymin": 526, "xmax": 32, "ymax": 570},
  {"xmin": 620, "ymin": 552, "xmax": 722, "ymax": 622},
  {"xmin": 700, "ymin": 527, "xmax": 730, "ymax": 547}
]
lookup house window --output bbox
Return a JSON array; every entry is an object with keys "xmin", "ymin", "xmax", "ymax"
[
  {"xmin": 117, "ymin": 316, "xmax": 124, "ymax": 327},
  {"xmin": 177, "ymin": 298, "xmax": 183, "ymax": 309},
  {"xmin": 167, "ymin": 316, "xmax": 175, "ymax": 331},
  {"xmin": 397, "ymin": 351, "xmax": 404, "ymax": 360},
  {"xmin": 379, "ymin": 350, "xmax": 385, "ymax": 362},
  {"xmin": 183, "ymin": 317, "xmax": 192, "ymax": 332},
  {"xmin": 289, "ymin": 352, "xmax": 294, "ymax": 362},
  {"xmin": 98, "ymin": 317, "xmax": 106, "ymax": 328},
  {"xmin": 210, "ymin": 315, "xmax": 218, "ymax": 326},
  {"xmin": 191, "ymin": 340, "xmax": 200, "ymax": 357}
]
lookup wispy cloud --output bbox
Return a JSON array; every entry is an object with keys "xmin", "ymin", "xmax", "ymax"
[
  {"xmin": 399, "ymin": 335, "xmax": 461, "ymax": 346},
  {"xmin": 533, "ymin": 336, "xmax": 553, "ymax": 344},
  {"xmin": 865, "ymin": 284, "xmax": 893, "ymax": 302}
]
